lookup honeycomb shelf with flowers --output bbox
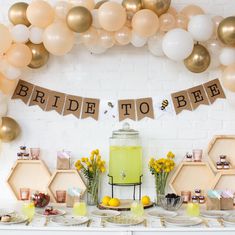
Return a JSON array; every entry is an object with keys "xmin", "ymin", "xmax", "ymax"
[{"xmin": 75, "ymin": 149, "xmax": 106, "ymax": 205}]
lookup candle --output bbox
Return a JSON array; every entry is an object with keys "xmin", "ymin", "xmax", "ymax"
[
  {"xmin": 56, "ymin": 190, "xmax": 66, "ymax": 203},
  {"xmin": 181, "ymin": 191, "xmax": 191, "ymax": 203},
  {"xmin": 20, "ymin": 188, "xmax": 30, "ymax": 201}
]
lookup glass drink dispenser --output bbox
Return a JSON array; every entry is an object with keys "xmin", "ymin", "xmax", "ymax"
[{"xmin": 109, "ymin": 123, "xmax": 143, "ymax": 185}]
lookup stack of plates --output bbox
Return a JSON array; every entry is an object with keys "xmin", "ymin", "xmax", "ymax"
[
  {"xmin": 106, "ymin": 216, "xmax": 144, "ymax": 227},
  {"xmin": 165, "ymin": 216, "xmax": 203, "ymax": 227},
  {"xmin": 51, "ymin": 216, "xmax": 89, "ymax": 226},
  {"xmin": 147, "ymin": 210, "xmax": 177, "ymax": 218}
]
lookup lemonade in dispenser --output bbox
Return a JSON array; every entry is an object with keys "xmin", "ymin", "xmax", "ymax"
[{"xmin": 109, "ymin": 123, "xmax": 142, "ymax": 185}]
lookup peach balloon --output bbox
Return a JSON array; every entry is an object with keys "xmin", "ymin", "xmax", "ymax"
[
  {"xmin": 132, "ymin": 9, "xmax": 159, "ymax": 37},
  {"xmin": 0, "ymin": 73, "xmax": 18, "ymax": 95},
  {"xmin": 222, "ymin": 64, "xmax": 235, "ymax": 92},
  {"xmin": 98, "ymin": 2, "xmax": 127, "ymax": 32},
  {"xmin": 168, "ymin": 7, "xmax": 177, "ymax": 17},
  {"xmin": 69, "ymin": 0, "xmax": 95, "ymax": 11},
  {"xmin": 0, "ymin": 24, "xmax": 12, "ymax": 55},
  {"xmin": 213, "ymin": 15, "xmax": 224, "ymax": 38},
  {"xmin": 180, "ymin": 5, "xmax": 204, "ymax": 20},
  {"xmin": 43, "ymin": 22, "xmax": 75, "ymax": 56},
  {"xmin": 82, "ymin": 27, "xmax": 98, "ymax": 46},
  {"xmin": 6, "ymin": 43, "xmax": 32, "ymax": 68},
  {"xmin": 26, "ymin": 0, "xmax": 55, "ymax": 28},
  {"xmin": 176, "ymin": 13, "xmax": 188, "ymax": 30},
  {"xmin": 55, "ymin": 1, "xmax": 73, "ymax": 20},
  {"xmin": 159, "ymin": 13, "xmax": 176, "ymax": 32},
  {"xmin": 97, "ymin": 30, "xmax": 114, "ymax": 48},
  {"xmin": 115, "ymin": 26, "xmax": 131, "ymax": 45}
]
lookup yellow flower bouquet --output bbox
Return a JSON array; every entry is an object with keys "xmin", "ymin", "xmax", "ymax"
[
  {"xmin": 149, "ymin": 151, "xmax": 175, "ymax": 203},
  {"xmin": 75, "ymin": 149, "xmax": 106, "ymax": 205}
]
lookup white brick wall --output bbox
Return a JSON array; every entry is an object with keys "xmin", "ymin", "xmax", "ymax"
[{"xmin": 0, "ymin": 0, "xmax": 235, "ymax": 202}]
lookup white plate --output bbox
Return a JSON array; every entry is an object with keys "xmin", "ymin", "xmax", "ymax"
[
  {"xmin": 223, "ymin": 214, "xmax": 235, "ymax": 225},
  {"xmin": 201, "ymin": 210, "xmax": 230, "ymax": 218},
  {"xmin": 147, "ymin": 210, "xmax": 177, "ymax": 218},
  {"xmin": 165, "ymin": 216, "xmax": 203, "ymax": 227},
  {"xmin": 91, "ymin": 210, "xmax": 120, "ymax": 218},
  {"xmin": 0, "ymin": 209, "xmax": 15, "ymax": 216},
  {"xmin": 0, "ymin": 214, "xmax": 28, "ymax": 225},
  {"xmin": 106, "ymin": 216, "xmax": 144, "ymax": 227},
  {"xmin": 51, "ymin": 215, "xmax": 89, "ymax": 226},
  {"xmin": 36, "ymin": 209, "xmax": 66, "ymax": 218}
]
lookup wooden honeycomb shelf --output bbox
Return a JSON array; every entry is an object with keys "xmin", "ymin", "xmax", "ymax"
[
  {"xmin": 47, "ymin": 169, "xmax": 87, "ymax": 202},
  {"xmin": 7, "ymin": 160, "xmax": 51, "ymax": 200}
]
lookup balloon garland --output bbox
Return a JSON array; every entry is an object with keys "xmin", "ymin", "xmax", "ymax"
[{"xmin": 0, "ymin": 0, "xmax": 235, "ymax": 142}]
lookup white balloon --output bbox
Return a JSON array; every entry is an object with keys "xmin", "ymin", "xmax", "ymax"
[
  {"xmin": 162, "ymin": 28, "xmax": 194, "ymax": 61},
  {"xmin": 86, "ymin": 44, "xmax": 107, "ymax": 54},
  {"xmin": 0, "ymin": 101, "xmax": 7, "ymax": 117},
  {"xmin": 147, "ymin": 33, "xmax": 164, "ymax": 56},
  {"xmin": 29, "ymin": 27, "xmax": 44, "ymax": 44},
  {"xmin": 91, "ymin": 9, "xmax": 101, "ymax": 29},
  {"xmin": 11, "ymin": 24, "xmax": 29, "ymax": 43},
  {"xmin": 0, "ymin": 59, "xmax": 21, "ymax": 80},
  {"xmin": 206, "ymin": 39, "xmax": 222, "ymax": 69},
  {"xmin": 219, "ymin": 47, "xmax": 235, "ymax": 66},
  {"xmin": 188, "ymin": 15, "xmax": 214, "ymax": 42},
  {"xmin": 131, "ymin": 32, "xmax": 147, "ymax": 47}
]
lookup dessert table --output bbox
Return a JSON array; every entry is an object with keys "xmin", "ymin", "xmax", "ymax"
[{"xmin": 0, "ymin": 203, "xmax": 235, "ymax": 235}]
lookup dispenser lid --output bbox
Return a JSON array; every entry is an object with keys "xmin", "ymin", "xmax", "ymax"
[{"xmin": 112, "ymin": 123, "xmax": 139, "ymax": 138}]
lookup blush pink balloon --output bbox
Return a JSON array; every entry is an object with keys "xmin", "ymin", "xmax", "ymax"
[
  {"xmin": 0, "ymin": 24, "xmax": 12, "ymax": 55},
  {"xmin": 115, "ymin": 26, "xmax": 131, "ymax": 45},
  {"xmin": 6, "ymin": 43, "xmax": 32, "ymax": 68},
  {"xmin": 175, "ymin": 13, "xmax": 188, "ymax": 30},
  {"xmin": 159, "ymin": 13, "xmax": 176, "ymax": 32},
  {"xmin": 132, "ymin": 9, "xmax": 160, "ymax": 37},
  {"xmin": 97, "ymin": 30, "xmax": 114, "ymax": 49}
]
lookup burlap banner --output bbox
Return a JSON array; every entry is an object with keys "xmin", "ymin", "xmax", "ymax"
[{"xmin": 12, "ymin": 79, "xmax": 226, "ymax": 120}]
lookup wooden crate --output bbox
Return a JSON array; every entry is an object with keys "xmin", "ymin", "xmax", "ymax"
[
  {"xmin": 210, "ymin": 170, "xmax": 235, "ymax": 191},
  {"xmin": 207, "ymin": 135, "xmax": 235, "ymax": 172},
  {"xmin": 169, "ymin": 162, "xmax": 215, "ymax": 195},
  {"xmin": 7, "ymin": 160, "xmax": 51, "ymax": 200},
  {"xmin": 47, "ymin": 169, "xmax": 87, "ymax": 202}
]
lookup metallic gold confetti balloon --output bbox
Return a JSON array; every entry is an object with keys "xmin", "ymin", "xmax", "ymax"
[
  {"xmin": 0, "ymin": 117, "xmax": 21, "ymax": 142},
  {"xmin": 141, "ymin": 0, "xmax": 171, "ymax": 16},
  {"xmin": 66, "ymin": 6, "xmax": 93, "ymax": 33},
  {"xmin": 218, "ymin": 16, "xmax": 235, "ymax": 46},
  {"xmin": 27, "ymin": 42, "xmax": 49, "ymax": 69},
  {"xmin": 8, "ymin": 2, "xmax": 30, "ymax": 26},
  {"xmin": 122, "ymin": 0, "xmax": 142, "ymax": 19},
  {"xmin": 184, "ymin": 44, "xmax": 211, "ymax": 73}
]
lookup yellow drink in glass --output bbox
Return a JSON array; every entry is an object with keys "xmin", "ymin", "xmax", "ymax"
[
  {"xmin": 73, "ymin": 201, "xmax": 87, "ymax": 216},
  {"xmin": 186, "ymin": 203, "xmax": 200, "ymax": 217},
  {"xmin": 22, "ymin": 202, "xmax": 35, "ymax": 220},
  {"xmin": 109, "ymin": 146, "xmax": 142, "ymax": 184},
  {"xmin": 131, "ymin": 201, "xmax": 144, "ymax": 217}
]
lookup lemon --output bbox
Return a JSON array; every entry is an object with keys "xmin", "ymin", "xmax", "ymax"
[
  {"xmin": 109, "ymin": 198, "xmax": 120, "ymax": 207},
  {"xmin": 102, "ymin": 196, "xmax": 111, "ymax": 206},
  {"xmin": 141, "ymin": 195, "xmax": 151, "ymax": 205}
]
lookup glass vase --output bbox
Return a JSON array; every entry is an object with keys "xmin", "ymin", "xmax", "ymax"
[
  {"xmin": 87, "ymin": 176, "xmax": 99, "ymax": 206},
  {"xmin": 155, "ymin": 173, "xmax": 167, "ymax": 205}
]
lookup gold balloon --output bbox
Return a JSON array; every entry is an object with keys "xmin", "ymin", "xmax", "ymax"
[
  {"xmin": 0, "ymin": 117, "xmax": 21, "ymax": 143},
  {"xmin": 218, "ymin": 16, "xmax": 235, "ymax": 46},
  {"xmin": 8, "ymin": 2, "xmax": 30, "ymax": 26},
  {"xmin": 141, "ymin": 0, "xmax": 171, "ymax": 16},
  {"xmin": 95, "ymin": 0, "xmax": 108, "ymax": 9},
  {"xmin": 66, "ymin": 6, "xmax": 93, "ymax": 33},
  {"xmin": 27, "ymin": 42, "xmax": 49, "ymax": 69},
  {"xmin": 184, "ymin": 44, "xmax": 211, "ymax": 73},
  {"xmin": 122, "ymin": 0, "xmax": 142, "ymax": 19}
]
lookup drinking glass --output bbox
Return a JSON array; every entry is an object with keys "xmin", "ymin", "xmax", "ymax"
[
  {"xmin": 193, "ymin": 149, "xmax": 203, "ymax": 162},
  {"xmin": 186, "ymin": 202, "xmax": 200, "ymax": 217},
  {"xmin": 73, "ymin": 201, "xmax": 87, "ymax": 216},
  {"xmin": 30, "ymin": 148, "xmax": 40, "ymax": 160},
  {"xmin": 56, "ymin": 190, "xmax": 66, "ymax": 203},
  {"xmin": 22, "ymin": 202, "xmax": 35, "ymax": 221},
  {"xmin": 20, "ymin": 188, "xmax": 30, "ymax": 201},
  {"xmin": 130, "ymin": 201, "xmax": 144, "ymax": 217}
]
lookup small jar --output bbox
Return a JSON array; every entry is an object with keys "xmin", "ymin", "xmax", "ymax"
[
  {"xmin": 181, "ymin": 191, "xmax": 191, "ymax": 203},
  {"xmin": 185, "ymin": 154, "xmax": 193, "ymax": 162},
  {"xmin": 199, "ymin": 196, "xmax": 205, "ymax": 204},
  {"xmin": 20, "ymin": 146, "xmax": 27, "ymax": 154},
  {"xmin": 23, "ymin": 153, "xmax": 30, "ymax": 160},
  {"xmin": 223, "ymin": 162, "xmax": 230, "ymax": 169},
  {"xmin": 192, "ymin": 196, "xmax": 199, "ymax": 203},
  {"xmin": 220, "ymin": 155, "xmax": 227, "ymax": 163},
  {"xmin": 17, "ymin": 153, "xmax": 23, "ymax": 160},
  {"xmin": 216, "ymin": 162, "xmax": 223, "ymax": 170},
  {"xmin": 193, "ymin": 149, "xmax": 203, "ymax": 162},
  {"xmin": 195, "ymin": 189, "xmax": 201, "ymax": 197}
]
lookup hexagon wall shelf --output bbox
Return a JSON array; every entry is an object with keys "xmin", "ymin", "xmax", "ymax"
[
  {"xmin": 210, "ymin": 170, "xmax": 235, "ymax": 191},
  {"xmin": 7, "ymin": 160, "xmax": 51, "ymax": 200},
  {"xmin": 47, "ymin": 169, "xmax": 87, "ymax": 202},
  {"xmin": 169, "ymin": 162, "xmax": 215, "ymax": 195},
  {"xmin": 207, "ymin": 135, "xmax": 235, "ymax": 172}
]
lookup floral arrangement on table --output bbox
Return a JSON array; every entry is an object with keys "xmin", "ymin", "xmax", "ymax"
[
  {"xmin": 75, "ymin": 149, "xmax": 106, "ymax": 205},
  {"xmin": 149, "ymin": 151, "xmax": 175, "ymax": 203}
]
